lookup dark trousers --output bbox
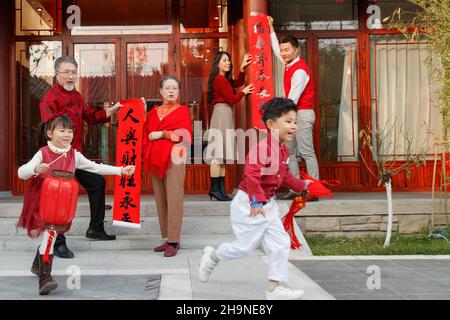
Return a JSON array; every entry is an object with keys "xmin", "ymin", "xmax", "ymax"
[{"xmin": 75, "ymin": 169, "xmax": 106, "ymax": 231}]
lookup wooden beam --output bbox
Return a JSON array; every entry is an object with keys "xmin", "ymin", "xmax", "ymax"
[{"xmin": 0, "ymin": 0, "xmax": 12, "ymax": 193}]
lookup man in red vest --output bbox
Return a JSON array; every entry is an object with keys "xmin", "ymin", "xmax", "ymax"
[
  {"xmin": 268, "ymin": 17, "xmax": 319, "ymax": 201},
  {"xmin": 39, "ymin": 56, "xmax": 122, "ymax": 258}
]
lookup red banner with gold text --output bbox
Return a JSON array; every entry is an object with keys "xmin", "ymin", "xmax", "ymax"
[
  {"xmin": 112, "ymin": 98, "xmax": 145, "ymax": 229},
  {"xmin": 248, "ymin": 13, "xmax": 274, "ymax": 129}
]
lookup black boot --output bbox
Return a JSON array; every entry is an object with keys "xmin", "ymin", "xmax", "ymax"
[
  {"xmin": 218, "ymin": 176, "xmax": 232, "ymax": 201},
  {"xmin": 38, "ymin": 254, "xmax": 58, "ymax": 295},
  {"xmin": 53, "ymin": 234, "xmax": 74, "ymax": 259},
  {"xmin": 208, "ymin": 177, "xmax": 230, "ymax": 201},
  {"xmin": 31, "ymin": 247, "xmax": 39, "ymax": 276}
]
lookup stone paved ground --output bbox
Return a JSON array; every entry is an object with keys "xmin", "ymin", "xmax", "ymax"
[
  {"xmin": 1, "ymin": 274, "xmax": 160, "ymax": 300},
  {"xmin": 291, "ymin": 258, "xmax": 450, "ymax": 300}
]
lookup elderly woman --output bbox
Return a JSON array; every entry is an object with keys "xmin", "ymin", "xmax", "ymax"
[{"xmin": 142, "ymin": 76, "xmax": 192, "ymax": 257}]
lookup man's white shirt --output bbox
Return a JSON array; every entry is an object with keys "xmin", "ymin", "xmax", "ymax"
[{"xmin": 270, "ymin": 32, "xmax": 310, "ymax": 105}]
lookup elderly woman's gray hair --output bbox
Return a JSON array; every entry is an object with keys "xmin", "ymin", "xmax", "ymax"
[
  {"xmin": 160, "ymin": 75, "xmax": 181, "ymax": 89},
  {"xmin": 54, "ymin": 56, "xmax": 78, "ymax": 73}
]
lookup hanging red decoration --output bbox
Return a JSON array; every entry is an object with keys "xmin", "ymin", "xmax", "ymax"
[
  {"xmin": 282, "ymin": 173, "xmax": 340, "ymax": 250},
  {"xmin": 39, "ymin": 170, "xmax": 79, "ymax": 228},
  {"xmin": 248, "ymin": 13, "xmax": 274, "ymax": 129},
  {"xmin": 112, "ymin": 98, "xmax": 145, "ymax": 229}
]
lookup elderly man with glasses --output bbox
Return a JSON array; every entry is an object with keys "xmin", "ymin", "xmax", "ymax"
[{"xmin": 39, "ymin": 56, "xmax": 122, "ymax": 259}]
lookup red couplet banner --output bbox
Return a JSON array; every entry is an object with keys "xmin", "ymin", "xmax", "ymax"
[
  {"xmin": 248, "ymin": 13, "xmax": 274, "ymax": 130},
  {"xmin": 112, "ymin": 98, "xmax": 145, "ymax": 229}
]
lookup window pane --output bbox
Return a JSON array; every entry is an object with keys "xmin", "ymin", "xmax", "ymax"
[
  {"xmin": 15, "ymin": 41, "xmax": 62, "ymax": 164},
  {"xmin": 376, "ymin": 0, "xmax": 423, "ymax": 29},
  {"xmin": 74, "ymin": 43, "xmax": 116, "ymax": 162},
  {"xmin": 319, "ymin": 39, "xmax": 359, "ymax": 162},
  {"xmin": 269, "ymin": 0, "xmax": 358, "ymax": 31},
  {"xmin": 180, "ymin": 0, "xmax": 228, "ymax": 33},
  {"xmin": 15, "ymin": 0, "xmax": 62, "ymax": 35},
  {"xmin": 370, "ymin": 35, "xmax": 441, "ymax": 160},
  {"xmin": 127, "ymin": 43, "xmax": 169, "ymax": 101},
  {"xmin": 71, "ymin": 0, "xmax": 172, "ymax": 35}
]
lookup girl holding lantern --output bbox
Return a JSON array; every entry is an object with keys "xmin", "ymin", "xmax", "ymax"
[{"xmin": 17, "ymin": 115, "xmax": 135, "ymax": 295}]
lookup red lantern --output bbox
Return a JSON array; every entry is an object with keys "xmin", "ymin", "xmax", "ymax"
[{"xmin": 39, "ymin": 170, "xmax": 79, "ymax": 228}]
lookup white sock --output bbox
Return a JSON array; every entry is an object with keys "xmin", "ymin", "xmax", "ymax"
[
  {"xmin": 266, "ymin": 280, "xmax": 279, "ymax": 292},
  {"xmin": 39, "ymin": 229, "xmax": 57, "ymax": 255},
  {"xmin": 210, "ymin": 251, "xmax": 219, "ymax": 263}
]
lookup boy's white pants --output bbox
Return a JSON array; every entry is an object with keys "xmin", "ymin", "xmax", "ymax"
[{"xmin": 215, "ymin": 190, "xmax": 291, "ymax": 282}]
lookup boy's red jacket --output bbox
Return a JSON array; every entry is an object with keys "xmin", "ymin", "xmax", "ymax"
[{"xmin": 238, "ymin": 134, "xmax": 306, "ymax": 203}]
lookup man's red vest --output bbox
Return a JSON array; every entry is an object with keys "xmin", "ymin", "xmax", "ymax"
[{"xmin": 284, "ymin": 58, "xmax": 315, "ymax": 110}]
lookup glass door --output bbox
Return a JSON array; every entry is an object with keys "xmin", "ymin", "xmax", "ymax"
[
  {"xmin": 315, "ymin": 37, "xmax": 364, "ymax": 189},
  {"xmin": 73, "ymin": 42, "xmax": 118, "ymax": 163},
  {"xmin": 126, "ymin": 42, "xmax": 169, "ymax": 104}
]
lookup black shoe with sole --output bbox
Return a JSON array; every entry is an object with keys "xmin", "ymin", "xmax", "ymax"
[
  {"xmin": 86, "ymin": 228, "xmax": 116, "ymax": 241},
  {"xmin": 53, "ymin": 235, "xmax": 75, "ymax": 259}
]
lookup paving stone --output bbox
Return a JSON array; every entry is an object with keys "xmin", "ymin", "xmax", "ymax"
[
  {"xmin": 0, "ymin": 274, "xmax": 161, "ymax": 300},
  {"xmin": 313, "ymin": 279, "xmax": 398, "ymax": 296}
]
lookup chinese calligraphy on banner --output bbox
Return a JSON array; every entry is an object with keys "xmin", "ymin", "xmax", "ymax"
[
  {"xmin": 248, "ymin": 13, "xmax": 274, "ymax": 130},
  {"xmin": 113, "ymin": 98, "xmax": 145, "ymax": 229}
]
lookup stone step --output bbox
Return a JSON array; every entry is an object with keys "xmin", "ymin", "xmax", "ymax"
[
  {"xmin": 0, "ymin": 216, "xmax": 233, "ymax": 237},
  {"xmin": 0, "ymin": 234, "xmax": 313, "ymax": 257},
  {"xmin": 0, "ymin": 196, "xmax": 434, "ymax": 218},
  {"xmin": 0, "ymin": 198, "xmax": 235, "ymax": 218},
  {"xmin": 0, "ymin": 234, "xmax": 236, "ymax": 252}
]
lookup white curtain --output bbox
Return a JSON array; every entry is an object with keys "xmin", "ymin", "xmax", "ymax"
[
  {"xmin": 337, "ymin": 47, "xmax": 359, "ymax": 162},
  {"xmin": 371, "ymin": 36, "xmax": 441, "ymax": 159}
]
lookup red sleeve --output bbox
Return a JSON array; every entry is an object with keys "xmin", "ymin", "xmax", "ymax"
[
  {"xmin": 242, "ymin": 144, "xmax": 268, "ymax": 203},
  {"xmin": 280, "ymin": 161, "xmax": 306, "ymax": 193},
  {"xmin": 232, "ymin": 72, "xmax": 245, "ymax": 88},
  {"xmin": 80, "ymin": 94, "xmax": 109, "ymax": 124},
  {"xmin": 214, "ymin": 76, "xmax": 245, "ymax": 106}
]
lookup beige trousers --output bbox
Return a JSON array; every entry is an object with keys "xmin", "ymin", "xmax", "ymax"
[{"xmin": 151, "ymin": 164, "xmax": 186, "ymax": 243}]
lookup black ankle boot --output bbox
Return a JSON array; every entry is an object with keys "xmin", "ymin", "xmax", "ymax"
[
  {"xmin": 218, "ymin": 176, "xmax": 232, "ymax": 201},
  {"xmin": 54, "ymin": 234, "xmax": 74, "ymax": 259},
  {"xmin": 208, "ymin": 177, "xmax": 230, "ymax": 201}
]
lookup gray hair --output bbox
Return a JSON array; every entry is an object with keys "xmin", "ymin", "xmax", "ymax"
[
  {"xmin": 160, "ymin": 75, "xmax": 181, "ymax": 89},
  {"xmin": 54, "ymin": 56, "xmax": 78, "ymax": 73}
]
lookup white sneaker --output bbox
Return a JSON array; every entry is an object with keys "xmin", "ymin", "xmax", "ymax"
[
  {"xmin": 198, "ymin": 246, "xmax": 218, "ymax": 282},
  {"xmin": 265, "ymin": 286, "xmax": 305, "ymax": 300}
]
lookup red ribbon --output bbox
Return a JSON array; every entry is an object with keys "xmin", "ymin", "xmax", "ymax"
[
  {"xmin": 282, "ymin": 196, "xmax": 305, "ymax": 250},
  {"xmin": 43, "ymin": 229, "xmax": 56, "ymax": 263},
  {"xmin": 282, "ymin": 173, "xmax": 341, "ymax": 250}
]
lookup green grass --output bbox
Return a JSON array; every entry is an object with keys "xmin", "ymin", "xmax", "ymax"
[{"xmin": 305, "ymin": 228, "xmax": 450, "ymax": 255}]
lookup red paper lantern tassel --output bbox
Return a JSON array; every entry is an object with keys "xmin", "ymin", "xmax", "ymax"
[
  {"xmin": 282, "ymin": 196, "xmax": 305, "ymax": 250},
  {"xmin": 43, "ymin": 229, "xmax": 56, "ymax": 264}
]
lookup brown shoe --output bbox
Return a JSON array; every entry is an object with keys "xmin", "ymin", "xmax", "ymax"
[
  {"xmin": 154, "ymin": 242, "xmax": 169, "ymax": 252},
  {"xmin": 164, "ymin": 243, "xmax": 180, "ymax": 257},
  {"xmin": 38, "ymin": 254, "xmax": 58, "ymax": 295}
]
